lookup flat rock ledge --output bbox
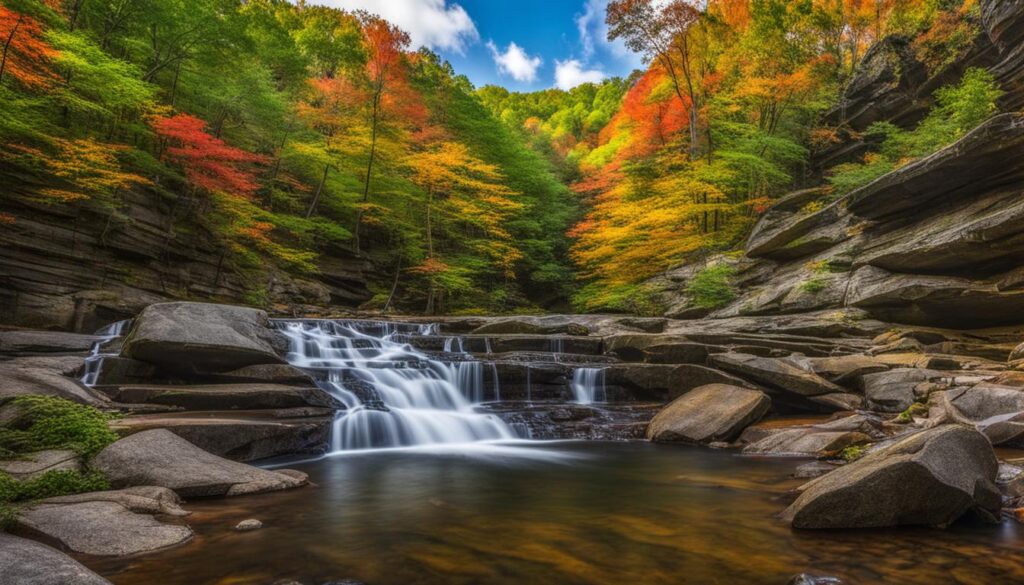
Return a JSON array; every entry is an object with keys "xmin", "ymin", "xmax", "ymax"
[
  {"xmin": 783, "ymin": 425, "xmax": 1000, "ymax": 529},
  {"xmin": 646, "ymin": 384, "xmax": 770, "ymax": 443},
  {"xmin": 91, "ymin": 428, "xmax": 308, "ymax": 497},
  {"xmin": 17, "ymin": 486, "xmax": 194, "ymax": 557},
  {"xmin": 0, "ymin": 533, "xmax": 112, "ymax": 584}
]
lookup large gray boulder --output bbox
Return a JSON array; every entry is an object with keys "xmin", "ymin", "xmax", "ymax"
[
  {"xmin": 17, "ymin": 487, "xmax": 193, "ymax": 556},
  {"xmin": 708, "ymin": 353, "xmax": 845, "ymax": 402},
  {"xmin": 646, "ymin": 384, "xmax": 770, "ymax": 443},
  {"xmin": 91, "ymin": 429, "xmax": 308, "ymax": 497},
  {"xmin": 862, "ymin": 368, "xmax": 944, "ymax": 412},
  {"xmin": 783, "ymin": 425, "xmax": 1000, "ymax": 529},
  {"xmin": 0, "ymin": 533, "xmax": 112, "ymax": 584},
  {"xmin": 121, "ymin": 302, "xmax": 288, "ymax": 372}
]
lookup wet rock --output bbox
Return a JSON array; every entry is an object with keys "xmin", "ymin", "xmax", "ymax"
[
  {"xmin": 235, "ymin": 518, "xmax": 263, "ymax": 531},
  {"xmin": 0, "ymin": 449, "xmax": 80, "ymax": 481},
  {"xmin": 862, "ymin": 368, "xmax": 945, "ymax": 413},
  {"xmin": 17, "ymin": 492, "xmax": 194, "ymax": 556},
  {"xmin": 0, "ymin": 355, "xmax": 108, "ymax": 407},
  {"xmin": 783, "ymin": 425, "xmax": 1000, "ymax": 529},
  {"xmin": 936, "ymin": 382, "xmax": 1024, "ymax": 445},
  {"xmin": 793, "ymin": 461, "xmax": 839, "ymax": 479},
  {"xmin": 122, "ymin": 302, "xmax": 288, "ymax": 372},
  {"xmin": 646, "ymin": 384, "xmax": 770, "ymax": 444},
  {"xmin": 787, "ymin": 575, "xmax": 842, "ymax": 585},
  {"xmin": 40, "ymin": 486, "xmax": 190, "ymax": 516},
  {"xmin": 211, "ymin": 364, "xmax": 316, "ymax": 385},
  {"xmin": 102, "ymin": 383, "xmax": 341, "ymax": 411},
  {"xmin": 92, "ymin": 429, "xmax": 308, "ymax": 497},
  {"xmin": 0, "ymin": 532, "xmax": 113, "ymax": 585}
]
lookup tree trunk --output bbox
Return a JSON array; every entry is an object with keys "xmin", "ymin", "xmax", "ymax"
[
  {"xmin": 305, "ymin": 164, "xmax": 329, "ymax": 219},
  {"xmin": 0, "ymin": 15, "xmax": 24, "ymax": 85},
  {"xmin": 353, "ymin": 94, "xmax": 382, "ymax": 255}
]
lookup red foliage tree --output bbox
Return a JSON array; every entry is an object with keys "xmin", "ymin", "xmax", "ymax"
[
  {"xmin": 0, "ymin": 5, "xmax": 58, "ymax": 88},
  {"xmin": 151, "ymin": 113, "xmax": 268, "ymax": 198}
]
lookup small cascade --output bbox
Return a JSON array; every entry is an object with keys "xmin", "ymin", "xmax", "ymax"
[
  {"xmin": 570, "ymin": 367, "xmax": 606, "ymax": 404},
  {"xmin": 81, "ymin": 320, "xmax": 132, "ymax": 387},
  {"xmin": 551, "ymin": 337, "xmax": 564, "ymax": 362},
  {"xmin": 278, "ymin": 320, "xmax": 516, "ymax": 451},
  {"xmin": 489, "ymin": 362, "xmax": 501, "ymax": 402},
  {"xmin": 443, "ymin": 336, "xmax": 465, "ymax": 354}
]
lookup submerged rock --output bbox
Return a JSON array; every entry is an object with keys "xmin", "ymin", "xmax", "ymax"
[
  {"xmin": 235, "ymin": 518, "xmax": 263, "ymax": 531},
  {"xmin": 91, "ymin": 429, "xmax": 308, "ymax": 497},
  {"xmin": 783, "ymin": 425, "xmax": 1000, "ymax": 529},
  {"xmin": 122, "ymin": 302, "xmax": 288, "ymax": 372},
  {"xmin": 646, "ymin": 384, "xmax": 770, "ymax": 443},
  {"xmin": 0, "ymin": 533, "xmax": 112, "ymax": 584}
]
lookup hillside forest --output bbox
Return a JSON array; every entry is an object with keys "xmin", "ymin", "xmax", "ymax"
[{"xmin": 0, "ymin": 0, "xmax": 998, "ymax": 315}]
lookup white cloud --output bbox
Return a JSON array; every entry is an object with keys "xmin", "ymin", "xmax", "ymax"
[
  {"xmin": 554, "ymin": 59, "xmax": 606, "ymax": 90},
  {"xmin": 487, "ymin": 41, "xmax": 543, "ymax": 83},
  {"xmin": 316, "ymin": 0, "xmax": 479, "ymax": 53},
  {"xmin": 574, "ymin": 0, "xmax": 643, "ymax": 68}
]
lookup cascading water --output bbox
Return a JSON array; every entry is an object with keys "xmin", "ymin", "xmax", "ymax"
[
  {"xmin": 278, "ymin": 320, "xmax": 516, "ymax": 451},
  {"xmin": 81, "ymin": 319, "xmax": 132, "ymax": 387},
  {"xmin": 571, "ymin": 367, "xmax": 606, "ymax": 404}
]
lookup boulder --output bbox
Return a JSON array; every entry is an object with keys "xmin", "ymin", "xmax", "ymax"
[
  {"xmin": 121, "ymin": 302, "xmax": 288, "ymax": 372},
  {"xmin": 0, "ymin": 355, "xmax": 108, "ymax": 407},
  {"xmin": 112, "ymin": 414, "xmax": 332, "ymax": 462},
  {"xmin": 708, "ymin": 353, "xmax": 845, "ymax": 397},
  {"xmin": 645, "ymin": 384, "xmax": 770, "ymax": 443},
  {"xmin": 861, "ymin": 368, "xmax": 945, "ymax": 413},
  {"xmin": 211, "ymin": 364, "xmax": 316, "ymax": 385},
  {"xmin": 17, "ymin": 487, "xmax": 194, "ymax": 556},
  {"xmin": 783, "ymin": 425, "xmax": 1000, "ymax": 529},
  {"xmin": 91, "ymin": 429, "xmax": 308, "ymax": 497},
  {"xmin": 743, "ymin": 429, "xmax": 870, "ymax": 457},
  {"xmin": 0, "ymin": 533, "xmax": 112, "ymax": 585},
  {"xmin": 787, "ymin": 355, "xmax": 889, "ymax": 385},
  {"xmin": 0, "ymin": 450, "xmax": 80, "ymax": 481},
  {"xmin": 939, "ymin": 382, "xmax": 1024, "ymax": 445}
]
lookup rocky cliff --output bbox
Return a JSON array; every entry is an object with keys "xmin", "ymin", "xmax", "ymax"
[
  {"xmin": 0, "ymin": 177, "xmax": 373, "ymax": 332},
  {"xmin": 651, "ymin": 0, "xmax": 1024, "ymax": 330}
]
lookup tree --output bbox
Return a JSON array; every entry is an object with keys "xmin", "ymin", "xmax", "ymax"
[
  {"xmin": 607, "ymin": 0, "xmax": 704, "ymax": 159},
  {"xmin": 0, "ymin": 4, "xmax": 57, "ymax": 88},
  {"xmin": 403, "ymin": 140, "xmax": 522, "ymax": 313},
  {"xmin": 151, "ymin": 113, "xmax": 267, "ymax": 198}
]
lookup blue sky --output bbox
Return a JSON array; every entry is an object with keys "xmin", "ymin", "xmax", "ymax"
[{"xmin": 315, "ymin": 0, "xmax": 643, "ymax": 91}]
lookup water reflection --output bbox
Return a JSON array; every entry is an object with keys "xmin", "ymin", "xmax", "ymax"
[{"xmin": 90, "ymin": 442, "xmax": 1024, "ymax": 585}]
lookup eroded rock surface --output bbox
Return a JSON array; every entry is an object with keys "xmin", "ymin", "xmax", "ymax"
[{"xmin": 646, "ymin": 384, "xmax": 770, "ymax": 443}]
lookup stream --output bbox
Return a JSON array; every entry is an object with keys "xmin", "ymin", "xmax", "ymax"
[{"xmin": 82, "ymin": 319, "xmax": 1024, "ymax": 584}]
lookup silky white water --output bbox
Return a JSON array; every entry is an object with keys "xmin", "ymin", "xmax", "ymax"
[
  {"xmin": 571, "ymin": 367, "xmax": 606, "ymax": 404},
  {"xmin": 81, "ymin": 319, "xmax": 132, "ymax": 387},
  {"xmin": 278, "ymin": 320, "xmax": 515, "ymax": 452}
]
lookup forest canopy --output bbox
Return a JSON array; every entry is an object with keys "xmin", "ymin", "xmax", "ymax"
[{"xmin": 0, "ymin": 0, "xmax": 987, "ymax": 314}]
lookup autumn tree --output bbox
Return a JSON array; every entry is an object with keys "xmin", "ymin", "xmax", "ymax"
[
  {"xmin": 151, "ymin": 113, "xmax": 267, "ymax": 198},
  {"xmin": 403, "ymin": 139, "xmax": 522, "ymax": 312},
  {"xmin": 607, "ymin": 0, "xmax": 705, "ymax": 158},
  {"xmin": 0, "ymin": 3, "xmax": 57, "ymax": 88}
]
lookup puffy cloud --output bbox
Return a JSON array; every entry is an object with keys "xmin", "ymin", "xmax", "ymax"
[
  {"xmin": 574, "ymin": 0, "xmax": 644, "ymax": 68},
  {"xmin": 487, "ymin": 41, "xmax": 543, "ymax": 83},
  {"xmin": 316, "ymin": 0, "xmax": 479, "ymax": 53},
  {"xmin": 554, "ymin": 59, "xmax": 606, "ymax": 89}
]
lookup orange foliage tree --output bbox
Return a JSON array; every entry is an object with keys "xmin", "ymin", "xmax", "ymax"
[{"xmin": 0, "ymin": 5, "xmax": 57, "ymax": 88}]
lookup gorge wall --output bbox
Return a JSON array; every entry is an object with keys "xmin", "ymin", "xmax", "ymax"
[{"xmin": 650, "ymin": 0, "xmax": 1024, "ymax": 330}]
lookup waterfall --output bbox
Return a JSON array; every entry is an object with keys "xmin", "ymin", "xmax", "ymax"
[
  {"xmin": 278, "ymin": 320, "xmax": 516, "ymax": 451},
  {"xmin": 81, "ymin": 319, "xmax": 131, "ymax": 387},
  {"xmin": 571, "ymin": 368, "xmax": 606, "ymax": 404}
]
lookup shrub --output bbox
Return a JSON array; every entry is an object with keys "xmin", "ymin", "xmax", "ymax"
[
  {"xmin": 0, "ymin": 396, "xmax": 118, "ymax": 458},
  {"xmin": 840, "ymin": 445, "xmax": 868, "ymax": 462},
  {"xmin": 799, "ymin": 276, "xmax": 827, "ymax": 294},
  {"xmin": 686, "ymin": 264, "xmax": 737, "ymax": 309},
  {"xmin": 0, "ymin": 470, "xmax": 110, "ymax": 527},
  {"xmin": 828, "ymin": 68, "xmax": 1002, "ymax": 195}
]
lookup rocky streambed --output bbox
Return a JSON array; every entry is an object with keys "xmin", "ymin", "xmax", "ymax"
[{"xmin": 3, "ymin": 301, "xmax": 1024, "ymax": 584}]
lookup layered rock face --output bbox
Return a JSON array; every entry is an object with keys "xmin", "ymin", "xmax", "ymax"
[
  {"xmin": 650, "ymin": 0, "xmax": 1024, "ymax": 330},
  {"xmin": 0, "ymin": 187, "xmax": 372, "ymax": 332}
]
